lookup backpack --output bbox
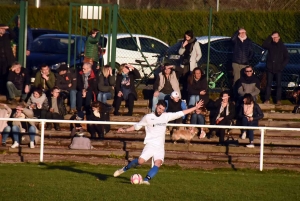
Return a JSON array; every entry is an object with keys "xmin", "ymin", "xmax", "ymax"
[{"xmin": 69, "ymin": 136, "xmax": 92, "ymax": 150}]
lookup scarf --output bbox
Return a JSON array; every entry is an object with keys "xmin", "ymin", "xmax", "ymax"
[
  {"xmin": 216, "ymin": 102, "xmax": 230, "ymax": 120},
  {"xmin": 243, "ymin": 103, "xmax": 254, "ymax": 117},
  {"xmin": 83, "ymin": 71, "xmax": 91, "ymax": 89},
  {"xmin": 29, "ymin": 93, "xmax": 46, "ymax": 106},
  {"xmin": 183, "ymin": 37, "xmax": 197, "ymax": 58},
  {"xmin": 238, "ymin": 35, "xmax": 247, "ymax": 42}
]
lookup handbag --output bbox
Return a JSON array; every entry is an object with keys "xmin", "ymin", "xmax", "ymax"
[
  {"xmin": 83, "ymin": 57, "xmax": 94, "ymax": 64},
  {"xmin": 225, "ymin": 135, "xmax": 239, "ymax": 147},
  {"xmin": 69, "ymin": 136, "xmax": 92, "ymax": 149}
]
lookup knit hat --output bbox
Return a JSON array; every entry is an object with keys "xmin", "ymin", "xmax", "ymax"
[
  {"xmin": 76, "ymin": 111, "xmax": 84, "ymax": 120},
  {"xmin": 171, "ymin": 91, "xmax": 180, "ymax": 99},
  {"xmin": 57, "ymin": 64, "xmax": 68, "ymax": 72}
]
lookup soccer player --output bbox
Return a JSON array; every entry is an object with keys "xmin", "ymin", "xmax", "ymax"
[{"xmin": 113, "ymin": 99, "xmax": 204, "ymax": 185}]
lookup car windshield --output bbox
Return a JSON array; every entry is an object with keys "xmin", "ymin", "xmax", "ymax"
[{"xmin": 31, "ymin": 38, "xmax": 75, "ymax": 54}]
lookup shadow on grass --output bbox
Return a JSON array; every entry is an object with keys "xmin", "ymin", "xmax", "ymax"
[{"xmin": 38, "ymin": 162, "xmax": 116, "ymax": 181}]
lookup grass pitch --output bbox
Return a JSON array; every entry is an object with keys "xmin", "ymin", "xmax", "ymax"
[{"xmin": 0, "ymin": 162, "xmax": 299, "ymax": 201}]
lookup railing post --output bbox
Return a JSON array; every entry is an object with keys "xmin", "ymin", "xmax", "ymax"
[
  {"xmin": 259, "ymin": 128, "xmax": 265, "ymax": 171},
  {"xmin": 39, "ymin": 120, "xmax": 45, "ymax": 162}
]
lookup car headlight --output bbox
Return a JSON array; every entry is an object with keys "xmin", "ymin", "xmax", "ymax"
[{"xmin": 50, "ymin": 62, "xmax": 66, "ymax": 71}]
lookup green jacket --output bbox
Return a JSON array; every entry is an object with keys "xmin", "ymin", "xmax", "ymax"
[
  {"xmin": 34, "ymin": 71, "xmax": 55, "ymax": 91},
  {"xmin": 85, "ymin": 32, "xmax": 101, "ymax": 62}
]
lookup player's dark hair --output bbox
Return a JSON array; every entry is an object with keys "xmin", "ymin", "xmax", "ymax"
[{"xmin": 157, "ymin": 100, "xmax": 167, "ymax": 108}]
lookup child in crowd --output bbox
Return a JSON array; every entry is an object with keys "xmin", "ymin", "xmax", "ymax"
[
  {"xmin": 69, "ymin": 111, "xmax": 86, "ymax": 137},
  {"xmin": 27, "ymin": 87, "xmax": 48, "ymax": 119},
  {"xmin": 46, "ymin": 87, "xmax": 67, "ymax": 131}
]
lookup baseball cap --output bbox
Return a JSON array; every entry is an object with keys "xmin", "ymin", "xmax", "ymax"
[{"xmin": 171, "ymin": 91, "xmax": 180, "ymax": 99}]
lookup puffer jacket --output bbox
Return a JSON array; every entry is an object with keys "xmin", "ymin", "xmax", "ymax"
[
  {"xmin": 231, "ymin": 31, "xmax": 254, "ymax": 65},
  {"xmin": 85, "ymin": 33, "xmax": 101, "ymax": 62}
]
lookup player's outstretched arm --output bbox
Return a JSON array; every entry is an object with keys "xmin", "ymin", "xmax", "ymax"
[
  {"xmin": 182, "ymin": 100, "xmax": 204, "ymax": 115},
  {"xmin": 118, "ymin": 125, "xmax": 135, "ymax": 133}
]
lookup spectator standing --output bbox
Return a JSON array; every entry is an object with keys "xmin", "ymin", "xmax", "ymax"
[
  {"xmin": 76, "ymin": 63, "xmax": 98, "ymax": 113},
  {"xmin": 97, "ymin": 65, "xmax": 115, "ymax": 103},
  {"xmin": 27, "ymin": 88, "xmax": 48, "ymax": 119},
  {"xmin": 178, "ymin": 30, "xmax": 202, "ymax": 99},
  {"xmin": 46, "ymin": 87, "xmax": 67, "ymax": 131},
  {"xmin": 0, "ymin": 103, "xmax": 12, "ymax": 147},
  {"xmin": 187, "ymin": 67, "xmax": 209, "ymax": 108},
  {"xmin": 55, "ymin": 64, "xmax": 77, "ymax": 114},
  {"xmin": 238, "ymin": 93, "xmax": 264, "ymax": 148},
  {"xmin": 263, "ymin": 31, "xmax": 289, "ymax": 105},
  {"xmin": 6, "ymin": 61, "xmax": 30, "ymax": 103},
  {"xmin": 0, "ymin": 24, "xmax": 15, "ymax": 93},
  {"xmin": 13, "ymin": 15, "xmax": 33, "ymax": 57},
  {"xmin": 114, "ymin": 64, "xmax": 141, "ymax": 116},
  {"xmin": 84, "ymin": 29, "xmax": 101, "ymax": 72},
  {"xmin": 212, "ymin": 91, "xmax": 235, "ymax": 146},
  {"xmin": 231, "ymin": 28, "xmax": 254, "ymax": 85},
  {"xmin": 236, "ymin": 65, "xmax": 260, "ymax": 102},
  {"xmin": 33, "ymin": 64, "xmax": 55, "ymax": 94},
  {"xmin": 152, "ymin": 63, "xmax": 181, "ymax": 112}
]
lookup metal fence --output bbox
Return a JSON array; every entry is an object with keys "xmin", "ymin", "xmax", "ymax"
[{"xmin": 1, "ymin": 117, "xmax": 300, "ymax": 171}]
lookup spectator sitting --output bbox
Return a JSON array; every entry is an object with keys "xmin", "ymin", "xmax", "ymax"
[
  {"xmin": 114, "ymin": 64, "xmax": 141, "ymax": 116},
  {"xmin": 212, "ymin": 91, "xmax": 235, "ymax": 146},
  {"xmin": 55, "ymin": 64, "xmax": 77, "ymax": 114},
  {"xmin": 0, "ymin": 103, "xmax": 12, "ymax": 147},
  {"xmin": 33, "ymin": 64, "xmax": 55, "ymax": 95},
  {"xmin": 45, "ymin": 87, "xmax": 67, "ymax": 131},
  {"xmin": 87, "ymin": 101, "xmax": 105, "ymax": 139},
  {"xmin": 190, "ymin": 107, "xmax": 206, "ymax": 139},
  {"xmin": 6, "ymin": 61, "xmax": 30, "ymax": 104},
  {"xmin": 187, "ymin": 67, "xmax": 209, "ymax": 108},
  {"xmin": 27, "ymin": 87, "xmax": 48, "ymax": 119},
  {"xmin": 10, "ymin": 104, "xmax": 37, "ymax": 149},
  {"xmin": 76, "ymin": 63, "xmax": 98, "ymax": 114},
  {"xmin": 165, "ymin": 91, "xmax": 187, "ymax": 131},
  {"xmin": 97, "ymin": 65, "xmax": 115, "ymax": 104},
  {"xmin": 69, "ymin": 111, "xmax": 86, "ymax": 137},
  {"xmin": 238, "ymin": 93, "xmax": 264, "ymax": 148},
  {"xmin": 236, "ymin": 65, "xmax": 260, "ymax": 103},
  {"xmin": 152, "ymin": 63, "xmax": 182, "ymax": 112}
]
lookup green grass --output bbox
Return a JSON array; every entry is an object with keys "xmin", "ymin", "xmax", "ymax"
[{"xmin": 0, "ymin": 163, "xmax": 299, "ymax": 201}]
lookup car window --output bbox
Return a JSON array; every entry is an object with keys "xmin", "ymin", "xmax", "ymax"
[
  {"xmin": 116, "ymin": 37, "xmax": 138, "ymax": 51},
  {"xmin": 166, "ymin": 42, "xmax": 182, "ymax": 55},
  {"xmin": 210, "ymin": 40, "xmax": 232, "ymax": 52},
  {"xmin": 140, "ymin": 37, "xmax": 168, "ymax": 54},
  {"xmin": 31, "ymin": 38, "xmax": 75, "ymax": 54},
  {"xmin": 32, "ymin": 31, "xmax": 48, "ymax": 40},
  {"xmin": 287, "ymin": 47, "xmax": 300, "ymax": 64}
]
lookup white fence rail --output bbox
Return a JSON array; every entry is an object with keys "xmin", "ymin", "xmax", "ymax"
[{"xmin": 1, "ymin": 117, "xmax": 300, "ymax": 171}]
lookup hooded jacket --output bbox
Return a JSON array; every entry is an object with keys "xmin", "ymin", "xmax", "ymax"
[{"xmin": 237, "ymin": 74, "xmax": 260, "ymax": 97}]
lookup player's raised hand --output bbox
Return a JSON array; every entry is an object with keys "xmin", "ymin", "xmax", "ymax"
[{"xmin": 195, "ymin": 100, "xmax": 204, "ymax": 109}]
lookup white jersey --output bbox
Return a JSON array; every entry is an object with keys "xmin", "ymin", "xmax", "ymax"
[{"xmin": 134, "ymin": 111, "xmax": 184, "ymax": 147}]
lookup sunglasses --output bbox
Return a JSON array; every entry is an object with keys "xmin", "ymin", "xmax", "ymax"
[{"xmin": 245, "ymin": 70, "xmax": 253, "ymax": 73}]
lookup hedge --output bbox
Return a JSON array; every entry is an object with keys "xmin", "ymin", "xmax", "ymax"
[{"xmin": 1, "ymin": 6, "xmax": 299, "ymax": 45}]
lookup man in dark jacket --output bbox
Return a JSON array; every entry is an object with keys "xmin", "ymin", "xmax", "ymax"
[
  {"xmin": 237, "ymin": 65, "xmax": 260, "ymax": 102},
  {"xmin": 0, "ymin": 24, "xmax": 15, "ymax": 94},
  {"xmin": 76, "ymin": 62, "xmax": 98, "ymax": 113},
  {"xmin": 55, "ymin": 64, "xmax": 77, "ymax": 113},
  {"xmin": 231, "ymin": 28, "xmax": 254, "ymax": 85},
  {"xmin": 6, "ymin": 61, "xmax": 30, "ymax": 103},
  {"xmin": 263, "ymin": 31, "xmax": 289, "ymax": 105}
]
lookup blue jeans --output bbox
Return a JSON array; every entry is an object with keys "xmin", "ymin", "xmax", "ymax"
[
  {"xmin": 152, "ymin": 92, "xmax": 168, "ymax": 112},
  {"xmin": 188, "ymin": 95, "xmax": 200, "ymax": 108},
  {"xmin": 1, "ymin": 126, "xmax": 11, "ymax": 144},
  {"xmin": 190, "ymin": 113, "xmax": 205, "ymax": 125},
  {"xmin": 6, "ymin": 81, "xmax": 28, "ymax": 100},
  {"xmin": 69, "ymin": 90, "xmax": 77, "ymax": 109},
  {"xmin": 242, "ymin": 116, "xmax": 258, "ymax": 142},
  {"xmin": 97, "ymin": 92, "xmax": 112, "ymax": 103},
  {"xmin": 12, "ymin": 125, "xmax": 36, "ymax": 143},
  {"xmin": 265, "ymin": 72, "xmax": 282, "ymax": 101}
]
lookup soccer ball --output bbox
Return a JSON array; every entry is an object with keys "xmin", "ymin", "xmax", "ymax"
[{"xmin": 130, "ymin": 174, "xmax": 143, "ymax": 184}]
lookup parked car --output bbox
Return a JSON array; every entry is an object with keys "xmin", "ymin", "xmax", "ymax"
[
  {"xmin": 31, "ymin": 28, "xmax": 67, "ymax": 40},
  {"xmin": 98, "ymin": 33, "xmax": 169, "ymax": 77},
  {"xmin": 164, "ymin": 36, "xmax": 265, "ymax": 88},
  {"xmin": 254, "ymin": 43, "xmax": 300, "ymax": 91},
  {"xmin": 27, "ymin": 34, "xmax": 85, "ymax": 79}
]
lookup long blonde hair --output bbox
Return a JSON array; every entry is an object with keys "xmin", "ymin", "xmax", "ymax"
[{"xmin": 118, "ymin": 63, "xmax": 128, "ymax": 74}]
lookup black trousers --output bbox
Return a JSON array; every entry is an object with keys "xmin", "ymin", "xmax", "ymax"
[
  {"xmin": 76, "ymin": 90, "xmax": 93, "ymax": 113},
  {"xmin": 88, "ymin": 124, "xmax": 104, "ymax": 139},
  {"xmin": 114, "ymin": 93, "xmax": 135, "ymax": 115},
  {"xmin": 46, "ymin": 112, "xmax": 64, "ymax": 129},
  {"xmin": 215, "ymin": 118, "xmax": 231, "ymax": 143}
]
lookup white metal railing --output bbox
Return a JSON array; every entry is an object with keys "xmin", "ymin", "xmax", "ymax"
[{"xmin": 1, "ymin": 117, "xmax": 300, "ymax": 171}]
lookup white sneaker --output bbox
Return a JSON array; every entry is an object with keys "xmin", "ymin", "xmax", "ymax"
[
  {"xmin": 199, "ymin": 130, "xmax": 206, "ymax": 139},
  {"xmin": 11, "ymin": 142, "xmax": 19, "ymax": 149},
  {"xmin": 246, "ymin": 144, "xmax": 255, "ymax": 148},
  {"xmin": 113, "ymin": 166, "xmax": 125, "ymax": 177},
  {"xmin": 241, "ymin": 132, "xmax": 246, "ymax": 139},
  {"xmin": 140, "ymin": 180, "xmax": 150, "ymax": 185},
  {"xmin": 30, "ymin": 141, "xmax": 35, "ymax": 149}
]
